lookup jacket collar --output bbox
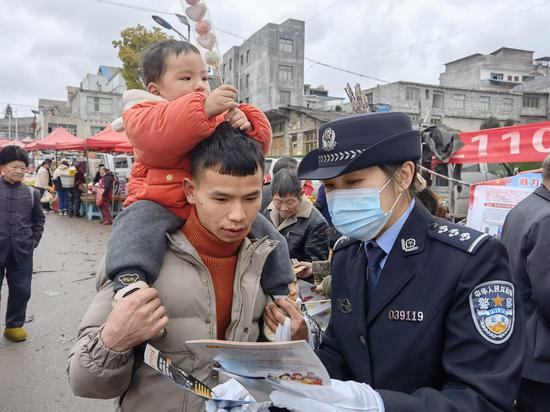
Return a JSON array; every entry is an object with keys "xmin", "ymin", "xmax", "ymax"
[
  {"xmin": 534, "ymin": 185, "xmax": 550, "ymax": 202},
  {"xmin": 268, "ymin": 196, "xmax": 313, "ymax": 231}
]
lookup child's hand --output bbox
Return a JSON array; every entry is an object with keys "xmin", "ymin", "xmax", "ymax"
[
  {"xmin": 225, "ymin": 108, "xmax": 252, "ymax": 133},
  {"xmin": 204, "ymin": 85, "xmax": 238, "ymax": 118}
]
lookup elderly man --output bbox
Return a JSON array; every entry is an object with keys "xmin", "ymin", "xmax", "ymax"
[
  {"xmin": 263, "ymin": 169, "xmax": 329, "ymax": 282},
  {"xmin": 502, "ymin": 154, "xmax": 550, "ymax": 412},
  {"xmin": 0, "ymin": 146, "xmax": 45, "ymax": 342},
  {"xmin": 67, "ymin": 125, "xmax": 285, "ymax": 412}
]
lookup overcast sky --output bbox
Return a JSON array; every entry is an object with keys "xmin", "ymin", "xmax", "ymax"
[{"xmin": 1, "ymin": 0, "xmax": 549, "ymax": 116}]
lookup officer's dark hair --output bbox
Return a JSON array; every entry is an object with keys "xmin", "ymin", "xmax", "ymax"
[
  {"xmin": 141, "ymin": 40, "xmax": 201, "ymax": 85},
  {"xmin": 380, "ymin": 162, "xmax": 448, "ymax": 218},
  {"xmin": 273, "ymin": 156, "xmax": 298, "ymax": 175},
  {"xmin": 191, "ymin": 122, "xmax": 265, "ymax": 182},
  {"xmin": 543, "ymin": 154, "xmax": 550, "ymax": 182},
  {"xmin": 0, "ymin": 145, "xmax": 29, "ymax": 166},
  {"xmin": 271, "ymin": 169, "xmax": 301, "ymax": 199}
]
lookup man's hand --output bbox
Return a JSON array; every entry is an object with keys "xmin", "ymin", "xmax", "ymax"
[
  {"xmin": 204, "ymin": 85, "xmax": 239, "ymax": 118},
  {"xmin": 225, "ymin": 108, "xmax": 252, "ymax": 132},
  {"xmin": 100, "ymin": 288, "xmax": 169, "ymax": 352},
  {"xmin": 295, "ymin": 261, "xmax": 313, "ymax": 279},
  {"xmin": 264, "ymin": 299, "xmax": 308, "ymax": 341}
]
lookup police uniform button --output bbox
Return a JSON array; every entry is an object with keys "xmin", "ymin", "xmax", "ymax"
[
  {"xmin": 360, "ymin": 336, "xmax": 367, "ymax": 346},
  {"xmin": 205, "ymin": 317, "xmax": 211, "ymax": 324},
  {"xmin": 243, "ymin": 327, "xmax": 250, "ymax": 333},
  {"xmin": 430, "ymin": 223, "xmax": 438, "ymax": 230},
  {"xmin": 166, "ymin": 174, "xmax": 173, "ymax": 181}
]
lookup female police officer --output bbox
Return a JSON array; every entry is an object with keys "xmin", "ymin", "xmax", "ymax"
[{"xmin": 265, "ymin": 112, "xmax": 525, "ymax": 412}]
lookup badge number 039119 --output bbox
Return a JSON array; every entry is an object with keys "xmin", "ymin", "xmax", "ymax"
[{"xmin": 388, "ymin": 310, "xmax": 424, "ymax": 322}]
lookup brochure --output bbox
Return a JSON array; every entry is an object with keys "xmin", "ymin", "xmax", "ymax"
[
  {"xmin": 297, "ymin": 279, "xmax": 332, "ymax": 331},
  {"xmin": 143, "ymin": 344, "xmax": 253, "ymax": 408},
  {"xmin": 185, "ymin": 339, "xmax": 330, "ymax": 388}
]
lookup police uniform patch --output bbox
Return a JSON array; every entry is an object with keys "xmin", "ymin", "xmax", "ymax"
[
  {"xmin": 118, "ymin": 273, "xmax": 140, "ymax": 286},
  {"xmin": 469, "ymin": 280, "xmax": 515, "ymax": 345}
]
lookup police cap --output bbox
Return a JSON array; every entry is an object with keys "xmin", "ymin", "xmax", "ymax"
[{"xmin": 297, "ymin": 112, "xmax": 421, "ymax": 180}]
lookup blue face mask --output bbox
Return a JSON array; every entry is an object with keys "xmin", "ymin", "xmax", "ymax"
[{"xmin": 326, "ymin": 177, "xmax": 402, "ymax": 242}]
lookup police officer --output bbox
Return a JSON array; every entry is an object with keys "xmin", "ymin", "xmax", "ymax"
[{"xmin": 265, "ymin": 112, "xmax": 525, "ymax": 412}]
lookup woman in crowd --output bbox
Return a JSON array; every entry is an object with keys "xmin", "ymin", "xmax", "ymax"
[
  {"xmin": 52, "ymin": 160, "xmax": 72, "ymax": 216},
  {"xmin": 96, "ymin": 166, "xmax": 114, "ymax": 225}
]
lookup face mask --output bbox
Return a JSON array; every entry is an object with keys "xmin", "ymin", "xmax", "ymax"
[{"xmin": 326, "ymin": 177, "xmax": 402, "ymax": 242}]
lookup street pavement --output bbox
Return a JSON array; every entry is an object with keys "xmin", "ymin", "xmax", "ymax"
[{"xmin": 0, "ymin": 213, "xmax": 115, "ymax": 411}]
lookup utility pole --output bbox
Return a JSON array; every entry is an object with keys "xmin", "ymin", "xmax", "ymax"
[{"xmin": 15, "ymin": 108, "xmax": 18, "ymax": 140}]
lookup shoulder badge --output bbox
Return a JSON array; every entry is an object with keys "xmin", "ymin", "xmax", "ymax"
[
  {"xmin": 428, "ymin": 220, "xmax": 490, "ymax": 254},
  {"xmin": 469, "ymin": 280, "xmax": 515, "ymax": 344},
  {"xmin": 333, "ymin": 236, "xmax": 358, "ymax": 252}
]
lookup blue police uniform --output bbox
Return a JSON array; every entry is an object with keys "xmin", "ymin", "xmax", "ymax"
[{"xmin": 298, "ymin": 112, "xmax": 525, "ymax": 412}]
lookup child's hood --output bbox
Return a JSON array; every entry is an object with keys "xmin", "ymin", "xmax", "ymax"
[{"xmin": 111, "ymin": 89, "xmax": 167, "ymax": 132}]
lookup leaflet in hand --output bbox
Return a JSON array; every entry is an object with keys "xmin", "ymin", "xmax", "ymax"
[
  {"xmin": 185, "ymin": 339, "xmax": 330, "ymax": 387},
  {"xmin": 143, "ymin": 344, "xmax": 253, "ymax": 408}
]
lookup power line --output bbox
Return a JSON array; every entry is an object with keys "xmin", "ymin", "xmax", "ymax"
[
  {"xmin": 305, "ymin": 0, "xmax": 347, "ymax": 22},
  {"xmin": 309, "ymin": 0, "xmax": 550, "ymax": 60},
  {"xmin": 85, "ymin": 0, "xmax": 172, "ymax": 15},
  {"xmin": 305, "ymin": 58, "xmax": 389, "ymax": 83}
]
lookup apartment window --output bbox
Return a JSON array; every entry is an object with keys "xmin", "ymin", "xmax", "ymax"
[
  {"xmin": 433, "ymin": 92, "xmax": 444, "ymax": 109},
  {"xmin": 491, "ymin": 73, "xmax": 504, "ymax": 81},
  {"xmin": 507, "ymin": 75, "xmax": 513, "ymax": 81},
  {"xmin": 425, "ymin": 89, "xmax": 430, "ymax": 99},
  {"xmin": 90, "ymin": 125, "xmax": 105, "ymax": 135},
  {"xmin": 246, "ymin": 49, "xmax": 250, "ymax": 63},
  {"xmin": 405, "ymin": 87, "xmax": 420, "ymax": 101},
  {"xmin": 279, "ymin": 38, "xmax": 294, "ymax": 53},
  {"xmin": 514, "ymin": 76, "xmax": 519, "ymax": 82},
  {"xmin": 522, "ymin": 75, "xmax": 535, "ymax": 82},
  {"xmin": 87, "ymin": 96, "xmax": 112, "ymax": 113},
  {"xmin": 279, "ymin": 65, "xmax": 293, "ymax": 81},
  {"xmin": 240, "ymin": 55, "xmax": 244, "ymax": 66},
  {"xmin": 48, "ymin": 123, "xmax": 77, "ymax": 135},
  {"xmin": 480, "ymin": 96, "xmax": 490, "ymax": 112},
  {"xmin": 222, "ymin": 64, "xmax": 226, "ymax": 76},
  {"xmin": 523, "ymin": 95, "xmax": 540, "ymax": 108},
  {"xmin": 245, "ymin": 97, "xmax": 250, "ymax": 103},
  {"xmin": 245, "ymin": 73, "xmax": 250, "ymax": 89},
  {"xmin": 453, "ymin": 94, "xmax": 465, "ymax": 109},
  {"xmin": 280, "ymin": 90, "xmax": 291, "ymax": 106},
  {"xmin": 304, "ymin": 130, "xmax": 317, "ymax": 153},
  {"xmin": 229, "ymin": 59, "xmax": 232, "ymax": 71},
  {"xmin": 503, "ymin": 97, "xmax": 513, "ymax": 112},
  {"xmin": 409, "ymin": 113, "xmax": 420, "ymax": 125},
  {"xmin": 431, "ymin": 116, "xmax": 442, "ymax": 125}
]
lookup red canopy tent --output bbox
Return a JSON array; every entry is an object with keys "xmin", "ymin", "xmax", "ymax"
[
  {"xmin": 22, "ymin": 137, "xmax": 34, "ymax": 144},
  {"xmin": 0, "ymin": 139, "xmax": 25, "ymax": 149},
  {"xmin": 26, "ymin": 128, "xmax": 85, "ymax": 151},
  {"xmin": 85, "ymin": 126, "xmax": 131, "ymax": 151}
]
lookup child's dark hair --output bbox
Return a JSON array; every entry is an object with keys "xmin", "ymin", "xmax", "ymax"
[
  {"xmin": 141, "ymin": 39, "xmax": 201, "ymax": 85},
  {"xmin": 191, "ymin": 123, "xmax": 265, "ymax": 181}
]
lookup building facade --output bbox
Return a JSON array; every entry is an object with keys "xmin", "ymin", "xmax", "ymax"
[
  {"xmin": 363, "ymin": 48, "xmax": 550, "ymax": 132},
  {"xmin": 266, "ymin": 106, "xmax": 345, "ymax": 157},
  {"xmin": 35, "ymin": 66, "xmax": 126, "ymax": 139},
  {"xmin": 0, "ymin": 116, "xmax": 36, "ymax": 140},
  {"xmin": 222, "ymin": 19, "xmax": 305, "ymax": 112}
]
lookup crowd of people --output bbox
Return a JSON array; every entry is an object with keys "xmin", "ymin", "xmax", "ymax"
[{"xmin": 1, "ymin": 38, "xmax": 549, "ymax": 412}]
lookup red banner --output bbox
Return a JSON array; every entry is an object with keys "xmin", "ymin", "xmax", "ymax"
[{"xmin": 450, "ymin": 121, "xmax": 550, "ymax": 164}]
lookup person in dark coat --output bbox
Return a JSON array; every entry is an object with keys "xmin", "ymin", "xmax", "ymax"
[
  {"xmin": 69, "ymin": 161, "xmax": 86, "ymax": 217},
  {"xmin": 0, "ymin": 146, "xmax": 45, "ymax": 342},
  {"xmin": 265, "ymin": 112, "xmax": 525, "ymax": 412},
  {"xmin": 263, "ymin": 169, "xmax": 329, "ymax": 282},
  {"xmin": 501, "ymin": 154, "xmax": 550, "ymax": 412},
  {"xmin": 93, "ymin": 163, "xmax": 105, "ymax": 185},
  {"xmin": 97, "ymin": 166, "xmax": 115, "ymax": 225},
  {"xmin": 261, "ymin": 156, "xmax": 298, "ymax": 213}
]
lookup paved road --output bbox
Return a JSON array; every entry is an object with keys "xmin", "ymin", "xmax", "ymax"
[{"xmin": 0, "ymin": 214, "xmax": 114, "ymax": 412}]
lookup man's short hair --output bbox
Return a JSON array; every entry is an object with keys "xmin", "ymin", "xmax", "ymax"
[
  {"xmin": 141, "ymin": 39, "xmax": 201, "ymax": 85},
  {"xmin": 0, "ymin": 145, "xmax": 29, "ymax": 166},
  {"xmin": 191, "ymin": 123, "xmax": 265, "ymax": 181},
  {"xmin": 271, "ymin": 169, "xmax": 301, "ymax": 199},
  {"xmin": 543, "ymin": 153, "xmax": 550, "ymax": 181},
  {"xmin": 273, "ymin": 156, "xmax": 298, "ymax": 175}
]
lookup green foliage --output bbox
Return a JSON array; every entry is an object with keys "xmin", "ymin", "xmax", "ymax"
[
  {"xmin": 503, "ymin": 119, "xmax": 515, "ymax": 127},
  {"xmin": 479, "ymin": 116, "xmax": 501, "ymax": 130},
  {"xmin": 112, "ymin": 25, "xmax": 170, "ymax": 90}
]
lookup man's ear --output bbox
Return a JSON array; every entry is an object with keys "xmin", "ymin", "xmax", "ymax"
[
  {"xmin": 146, "ymin": 82, "xmax": 161, "ymax": 96},
  {"xmin": 183, "ymin": 178, "xmax": 197, "ymax": 204}
]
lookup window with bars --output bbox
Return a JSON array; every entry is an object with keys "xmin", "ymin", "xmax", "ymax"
[
  {"xmin": 480, "ymin": 96, "xmax": 490, "ymax": 111},
  {"xmin": 523, "ymin": 95, "xmax": 539, "ymax": 108},
  {"xmin": 279, "ymin": 38, "xmax": 294, "ymax": 53},
  {"xmin": 405, "ymin": 87, "xmax": 420, "ymax": 101},
  {"xmin": 503, "ymin": 98, "xmax": 513, "ymax": 112},
  {"xmin": 279, "ymin": 65, "xmax": 293, "ymax": 81},
  {"xmin": 48, "ymin": 123, "xmax": 77, "ymax": 135},
  {"xmin": 303, "ymin": 130, "xmax": 317, "ymax": 153},
  {"xmin": 87, "ymin": 96, "xmax": 112, "ymax": 113},
  {"xmin": 280, "ymin": 90, "xmax": 291, "ymax": 106},
  {"xmin": 90, "ymin": 126, "xmax": 105, "ymax": 135},
  {"xmin": 433, "ymin": 92, "xmax": 444, "ymax": 109},
  {"xmin": 453, "ymin": 94, "xmax": 465, "ymax": 109}
]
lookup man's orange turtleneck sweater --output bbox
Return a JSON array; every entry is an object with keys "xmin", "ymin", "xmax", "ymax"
[{"xmin": 182, "ymin": 207, "xmax": 243, "ymax": 339}]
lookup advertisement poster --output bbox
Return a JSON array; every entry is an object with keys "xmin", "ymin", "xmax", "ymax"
[{"xmin": 466, "ymin": 171, "xmax": 542, "ymax": 237}]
